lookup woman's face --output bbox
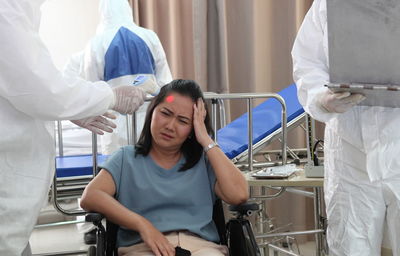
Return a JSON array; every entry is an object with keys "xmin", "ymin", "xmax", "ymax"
[{"xmin": 150, "ymin": 92, "xmax": 194, "ymax": 151}]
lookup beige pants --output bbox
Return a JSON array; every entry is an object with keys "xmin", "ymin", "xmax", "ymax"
[{"xmin": 118, "ymin": 231, "xmax": 228, "ymax": 256}]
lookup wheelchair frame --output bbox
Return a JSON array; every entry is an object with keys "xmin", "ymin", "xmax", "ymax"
[{"xmin": 85, "ymin": 200, "xmax": 260, "ymax": 256}]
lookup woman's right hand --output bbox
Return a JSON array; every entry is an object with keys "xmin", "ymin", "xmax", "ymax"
[{"xmin": 138, "ymin": 218, "xmax": 175, "ymax": 256}]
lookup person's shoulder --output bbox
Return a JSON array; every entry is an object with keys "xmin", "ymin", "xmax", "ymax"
[
  {"xmin": 119, "ymin": 145, "xmax": 136, "ymax": 154},
  {"xmin": 107, "ymin": 146, "xmax": 141, "ymax": 165},
  {"xmin": 313, "ymin": 0, "xmax": 327, "ymax": 16},
  {"xmin": 133, "ymin": 25, "xmax": 157, "ymax": 34},
  {"xmin": 132, "ymin": 26, "xmax": 160, "ymax": 41}
]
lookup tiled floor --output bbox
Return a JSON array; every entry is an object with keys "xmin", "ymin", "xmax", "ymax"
[{"xmin": 31, "ymin": 223, "xmax": 89, "ymax": 256}]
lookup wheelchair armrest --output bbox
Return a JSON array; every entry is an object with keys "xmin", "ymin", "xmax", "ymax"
[
  {"xmin": 85, "ymin": 212, "xmax": 104, "ymax": 223},
  {"xmin": 229, "ymin": 203, "xmax": 259, "ymax": 217}
]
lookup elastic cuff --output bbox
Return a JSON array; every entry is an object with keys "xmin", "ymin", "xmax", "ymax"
[
  {"xmin": 109, "ymin": 90, "xmax": 116, "ymax": 109},
  {"xmin": 308, "ymin": 98, "xmax": 338, "ymax": 123}
]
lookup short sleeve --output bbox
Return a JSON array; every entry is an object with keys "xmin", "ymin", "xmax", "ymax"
[
  {"xmin": 204, "ymin": 154, "xmax": 217, "ymax": 203},
  {"xmin": 99, "ymin": 147, "xmax": 124, "ymax": 197}
]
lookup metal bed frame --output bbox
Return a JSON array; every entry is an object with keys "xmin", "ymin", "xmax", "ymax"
[
  {"xmin": 40, "ymin": 86, "xmax": 326, "ymax": 256},
  {"xmin": 202, "ymin": 93, "xmax": 327, "ymax": 256}
]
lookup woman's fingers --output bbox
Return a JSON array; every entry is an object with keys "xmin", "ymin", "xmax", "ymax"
[
  {"xmin": 149, "ymin": 243, "xmax": 161, "ymax": 256},
  {"xmin": 158, "ymin": 242, "xmax": 175, "ymax": 256},
  {"xmin": 103, "ymin": 111, "xmax": 117, "ymax": 119},
  {"xmin": 194, "ymin": 98, "xmax": 206, "ymax": 120},
  {"xmin": 150, "ymin": 239, "xmax": 175, "ymax": 256}
]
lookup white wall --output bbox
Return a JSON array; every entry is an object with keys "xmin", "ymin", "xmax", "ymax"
[{"xmin": 39, "ymin": 0, "xmax": 100, "ymax": 70}]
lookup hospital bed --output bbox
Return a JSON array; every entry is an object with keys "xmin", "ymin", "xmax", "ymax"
[
  {"xmin": 214, "ymin": 84, "xmax": 306, "ymax": 165},
  {"xmin": 51, "ymin": 84, "xmax": 291, "ymax": 210},
  {"xmin": 202, "ymin": 84, "xmax": 326, "ymax": 256},
  {"xmin": 47, "ymin": 83, "xmax": 325, "ymax": 256}
]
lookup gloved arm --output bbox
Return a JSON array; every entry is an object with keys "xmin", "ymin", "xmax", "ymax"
[
  {"xmin": 111, "ymin": 86, "xmax": 146, "ymax": 114},
  {"xmin": 71, "ymin": 112, "xmax": 117, "ymax": 135},
  {"xmin": 319, "ymin": 90, "xmax": 366, "ymax": 113},
  {"xmin": 292, "ymin": 0, "xmax": 336, "ymax": 123},
  {"xmin": 0, "ymin": 22, "xmax": 113, "ymax": 121}
]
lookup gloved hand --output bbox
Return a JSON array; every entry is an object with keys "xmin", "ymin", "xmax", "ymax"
[
  {"xmin": 319, "ymin": 90, "xmax": 366, "ymax": 113},
  {"xmin": 71, "ymin": 112, "xmax": 117, "ymax": 135},
  {"xmin": 111, "ymin": 86, "xmax": 146, "ymax": 114},
  {"xmin": 133, "ymin": 74, "xmax": 159, "ymax": 95}
]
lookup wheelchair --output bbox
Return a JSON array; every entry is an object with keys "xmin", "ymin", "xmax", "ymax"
[{"xmin": 85, "ymin": 200, "xmax": 260, "ymax": 256}]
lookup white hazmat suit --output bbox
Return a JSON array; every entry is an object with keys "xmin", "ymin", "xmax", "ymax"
[
  {"xmin": 292, "ymin": 0, "xmax": 400, "ymax": 255},
  {"xmin": 74, "ymin": 0, "xmax": 172, "ymax": 154},
  {"xmin": 0, "ymin": 0, "xmax": 145, "ymax": 255}
]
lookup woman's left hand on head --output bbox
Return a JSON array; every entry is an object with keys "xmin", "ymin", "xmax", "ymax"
[{"xmin": 193, "ymin": 98, "xmax": 213, "ymax": 147}]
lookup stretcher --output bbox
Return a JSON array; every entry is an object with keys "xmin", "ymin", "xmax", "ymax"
[
  {"xmin": 51, "ymin": 84, "xmax": 327, "ymax": 256},
  {"xmin": 54, "ymin": 83, "xmax": 305, "ymax": 179},
  {"xmin": 216, "ymin": 83, "xmax": 305, "ymax": 163},
  {"xmin": 202, "ymin": 86, "xmax": 327, "ymax": 256},
  {"xmin": 55, "ymin": 154, "xmax": 108, "ymax": 178},
  {"xmin": 53, "ymin": 83, "xmax": 304, "ymax": 210}
]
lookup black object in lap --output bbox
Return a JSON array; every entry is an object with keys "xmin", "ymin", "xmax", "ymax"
[{"xmin": 175, "ymin": 246, "xmax": 191, "ymax": 256}]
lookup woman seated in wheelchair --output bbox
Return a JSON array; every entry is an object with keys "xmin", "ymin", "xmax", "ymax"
[{"xmin": 81, "ymin": 79, "xmax": 249, "ymax": 256}]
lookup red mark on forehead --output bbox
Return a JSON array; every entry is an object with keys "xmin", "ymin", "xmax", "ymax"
[{"xmin": 166, "ymin": 95, "xmax": 174, "ymax": 103}]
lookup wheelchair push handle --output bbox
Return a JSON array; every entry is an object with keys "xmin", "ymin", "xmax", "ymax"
[{"xmin": 229, "ymin": 203, "xmax": 259, "ymax": 217}]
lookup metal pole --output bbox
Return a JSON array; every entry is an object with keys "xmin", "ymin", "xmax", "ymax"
[
  {"xmin": 126, "ymin": 115, "xmax": 131, "ymax": 145},
  {"xmin": 92, "ymin": 132, "xmax": 98, "ymax": 176},
  {"xmin": 212, "ymin": 99, "xmax": 218, "ymax": 141},
  {"xmin": 256, "ymin": 229, "xmax": 324, "ymax": 239},
  {"xmin": 305, "ymin": 114, "xmax": 312, "ymax": 164},
  {"xmin": 268, "ymin": 244, "xmax": 300, "ymax": 256},
  {"xmin": 250, "ymin": 187, "xmax": 286, "ymax": 199},
  {"xmin": 314, "ymin": 187, "xmax": 322, "ymax": 256},
  {"xmin": 285, "ymin": 188, "xmax": 315, "ymax": 198},
  {"xmin": 57, "ymin": 121, "xmax": 63, "ymax": 157},
  {"xmin": 218, "ymin": 99, "xmax": 226, "ymax": 127},
  {"xmin": 248, "ymin": 99, "xmax": 253, "ymax": 172},
  {"xmin": 133, "ymin": 112, "xmax": 137, "ymax": 144},
  {"xmin": 51, "ymin": 174, "xmax": 85, "ymax": 216},
  {"xmin": 279, "ymin": 98, "xmax": 287, "ymax": 165}
]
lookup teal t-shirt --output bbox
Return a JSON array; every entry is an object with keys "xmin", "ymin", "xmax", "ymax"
[{"xmin": 100, "ymin": 146, "xmax": 219, "ymax": 247}]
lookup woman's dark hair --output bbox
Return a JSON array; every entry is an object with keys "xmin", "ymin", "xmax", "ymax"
[{"xmin": 135, "ymin": 79, "xmax": 213, "ymax": 171}]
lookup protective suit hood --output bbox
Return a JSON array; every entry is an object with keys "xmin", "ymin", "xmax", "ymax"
[
  {"xmin": 3, "ymin": 0, "xmax": 46, "ymax": 31},
  {"xmin": 97, "ymin": 0, "xmax": 135, "ymax": 34}
]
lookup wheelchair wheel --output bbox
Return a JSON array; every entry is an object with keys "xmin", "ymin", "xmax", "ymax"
[{"xmin": 87, "ymin": 245, "xmax": 96, "ymax": 256}]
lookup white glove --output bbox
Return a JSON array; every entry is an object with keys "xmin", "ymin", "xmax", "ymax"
[
  {"xmin": 71, "ymin": 112, "xmax": 117, "ymax": 135},
  {"xmin": 133, "ymin": 74, "xmax": 159, "ymax": 95},
  {"xmin": 111, "ymin": 86, "xmax": 146, "ymax": 114},
  {"xmin": 319, "ymin": 90, "xmax": 366, "ymax": 113}
]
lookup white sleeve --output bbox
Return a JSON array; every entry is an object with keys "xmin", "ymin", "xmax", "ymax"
[
  {"xmin": 80, "ymin": 37, "xmax": 105, "ymax": 82},
  {"xmin": 150, "ymin": 32, "xmax": 173, "ymax": 86},
  {"xmin": 291, "ymin": 0, "xmax": 338, "ymax": 123},
  {"xmin": 63, "ymin": 51, "xmax": 84, "ymax": 79},
  {"xmin": 0, "ymin": 19, "xmax": 113, "ymax": 121}
]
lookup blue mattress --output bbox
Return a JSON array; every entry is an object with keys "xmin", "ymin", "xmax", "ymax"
[
  {"xmin": 217, "ymin": 83, "xmax": 304, "ymax": 159},
  {"xmin": 56, "ymin": 84, "xmax": 303, "ymax": 177},
  {"xmin": 56, "ymin": 154, "xmax": 109, "ymax": 178}
]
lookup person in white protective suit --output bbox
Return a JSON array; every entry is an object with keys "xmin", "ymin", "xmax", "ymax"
[
  {"xmin": 57, "ymin": 52, "xmax": 101, "ymax": 156},
  {"xmin": 74, "ymin": 0, "xmax": 173, "ymax": 155},
  {"xmin": 292, "ymin": 0, "xmax": 400, "ymax": 255},
  {"xmin": 0, "ymin": 0, "xmax": 148, "ymax": 255}
]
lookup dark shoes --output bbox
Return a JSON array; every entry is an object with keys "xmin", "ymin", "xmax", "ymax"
[{"xmin": 84, "ymin": 229, "xmax": 97, "ymax": 245}]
